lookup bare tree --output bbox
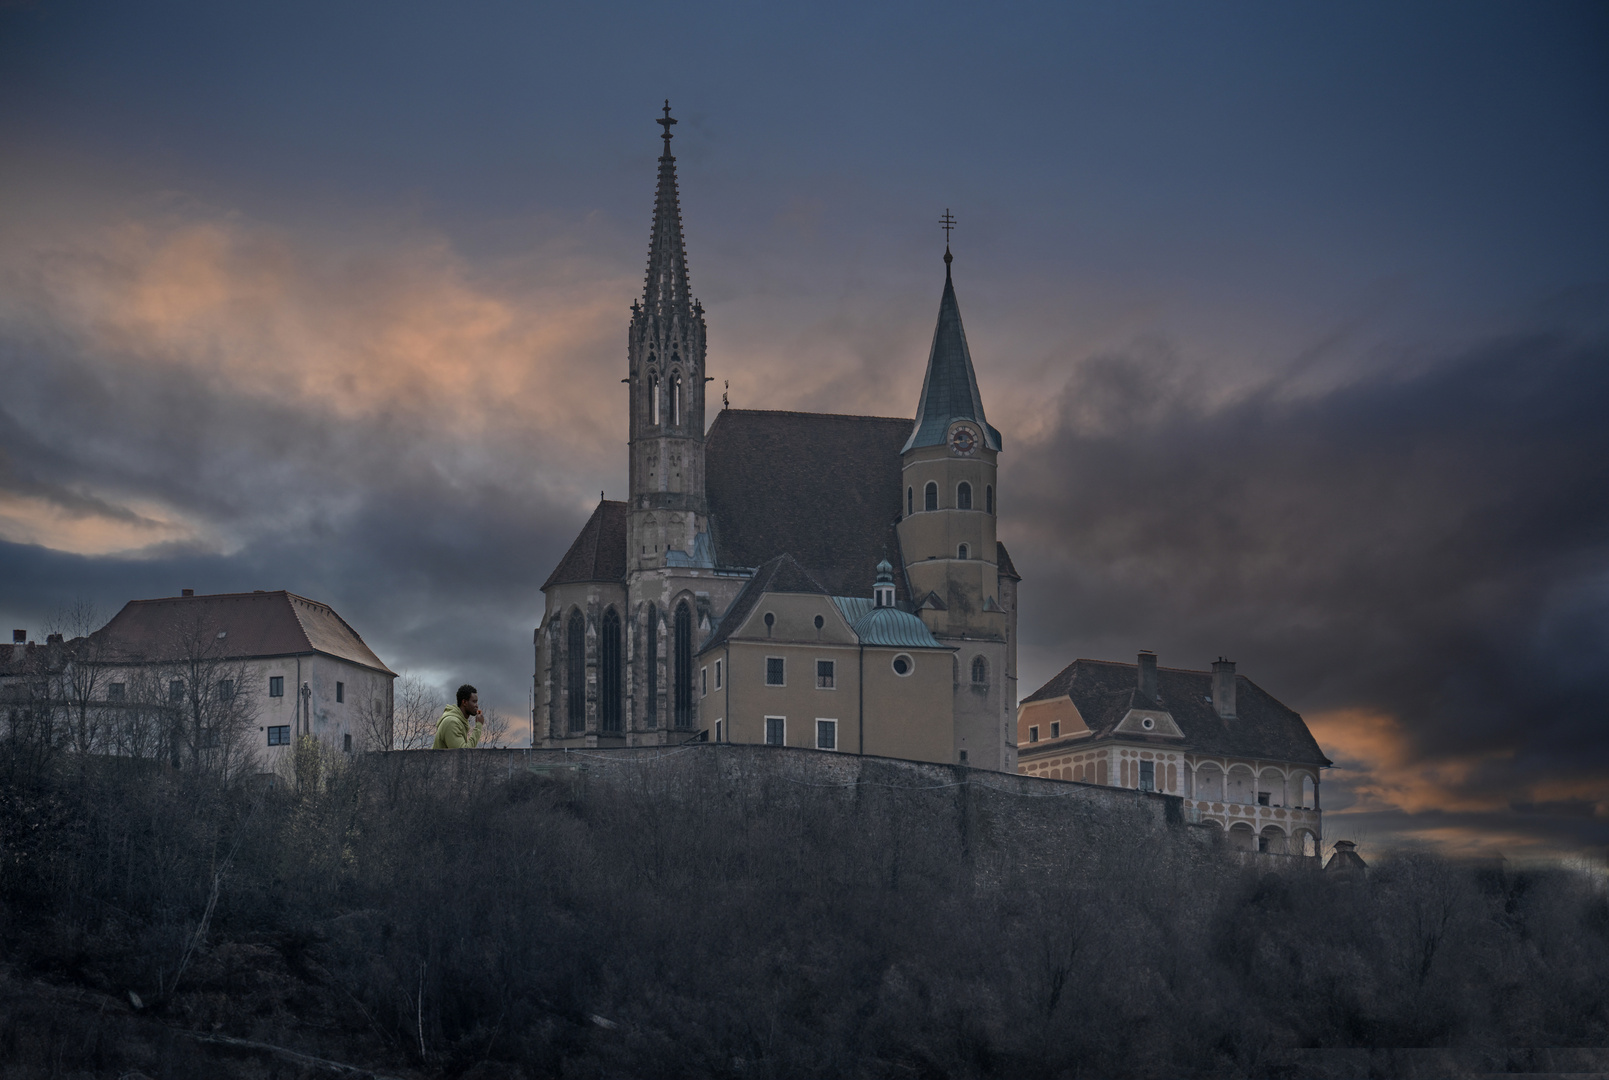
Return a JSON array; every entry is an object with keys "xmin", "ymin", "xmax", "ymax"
[
  {"xmin": 361, "ymin": 673, "xmax": 440, "ymax": 750},
  {"xmin": 46, "ymin": 598, "xmax": 111, "ymax": 756},
  {"xmin": 156, "ymin": 611, "xmax": 261, "ymax": 777},
  {"xmin": 478, "ymin": 705, "xmax": 512, "ymax": 748}
]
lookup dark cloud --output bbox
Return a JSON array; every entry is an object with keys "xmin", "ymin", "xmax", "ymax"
[{"xmin": 1009, "ymin": 328, "xmax": 1609, "ymax": 853}]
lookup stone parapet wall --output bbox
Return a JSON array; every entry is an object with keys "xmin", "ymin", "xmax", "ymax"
[{"xmin": 364, "ymin": 744, "xmax": 1284, "ymax": 875}]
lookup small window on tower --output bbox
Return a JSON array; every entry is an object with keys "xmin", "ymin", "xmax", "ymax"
[
  {"xmin": 671, "ymin": 373, "xmax": 682, "ymax": 425},
  {"xmin": 986, "ymin": 485, "xmax": 994, "ymax": 515},
  {"xmin": 649, "ymin": 375, "xmax": 659, "ymax": 424},
  {"xmin": 907, "ymin": 487, "xmax": 913, "ymax": 516},
  {"xmin": 957, "ymin": 482, "xmax": 972, "ymax": 510},
  {"xmin": 957, "ymin": 544, "xmax": 968, "ymax": 560},
  {"xmin": 924, "ymin": 482, "xmax": 938, "ymax": 512},
  {"xmin": 971, "ymin": 656, "xmax": 987, "ymax": 684}
]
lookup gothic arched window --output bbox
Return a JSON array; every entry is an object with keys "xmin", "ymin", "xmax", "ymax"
[
  {"xmin": 673, "ymin": 601, "xmax": 694, "ymax": 728},
  {"xmin": 671, "ymin": 373, "xmax": 682, "ymax": 426},
  {"xmin": 986, "ymin": 485, "xmax": 994, "ymax": 515},
  {"xmin": 648, "ymin": 374, "xmax": 660, "ymax": 426},
  {"xmin": 971, "ymin": 656, "xmax": 988, "ymax": 685},
  {"xmin": 957, "ymin": 482, "xmax": 972, "ymax": 510},
  {"xmin": 600, "ymin": 608, "xmax": 622, "ymax": 734},
  {"xmin": 924, "ymin": 482, "xmax": 938, "ymax": 512},
  {"xmin": 566, "ymin": 610, "xmax": 586, "ymax": 733},
  {"xmin": 645, "ymin": 604, "xmax": 658, "ymax": 727}
]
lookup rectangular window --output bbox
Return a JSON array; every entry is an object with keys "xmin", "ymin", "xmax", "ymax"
[
  {"xmin": 336, "ymin": 681, "xmax": 345, "ymax": 703},
  {"xmin": 816, "ymin": 719, "xmax": 837, "ymax": 751},
  {"xmin": 107, "ymin": 682, "xmax": 125, "ymax": 701},
  {"xmin": 269, "ymin": 676, "xmax": 284, "ymax": 698},
  {"xmin": 715, "ymin": 719, "xmax": 722, "ymax": 743},
  {"xmin": 816, "ymin": 660, "xmax": 835, "ymax": 689},
  {"xmin": 1050, "ymin": 721, "xmax": 1060, "ymax": 738},
  {"xmin": 343, "ymin": 733, "xmax": 352, "ymax": 753},
  {"xmin": 1028, "ymin": 725, "xmax": 1039, "ymax": 743},
  {"xmin": 701, "ymin": 667, "xmax": 708, "ymax": 696},
  {"xmin": 765, "ymin": 716, "xmax": 785, "ymax": 746},
  {"xmin": 218, "ymin": 679, "xmax": 234, "ymax": 701},
  {"xmin": 1257, "ymin": 791, "xmax": 1271, "ymax": 806},
  {"xmin": 715, "ymin": 659, "xmax": 722, "ymax": 689},
  {"xmin": 169, "ymin": 679, "xmax": 184, "ymax": 702},
  {"xmin": 1139, "ymin": 760, "xmax": 1156, "ymax": 793},
  {"xmin": 766, "ymin": 657, "xmax": 785, "ymax": 686},
  {"xmin": 267, "ymin": 725, "xmax": 290, "ymax": 746}
]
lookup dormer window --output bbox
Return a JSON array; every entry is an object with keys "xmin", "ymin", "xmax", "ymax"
[
  {"xmin": 875, "ymin": 585, "xmax": 894, "ymax": 607},
  {"xmin": 957, "ymin": 482, "xmax": 972, "ymax": 510}
]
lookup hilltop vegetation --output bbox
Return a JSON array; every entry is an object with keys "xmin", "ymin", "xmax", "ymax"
[{"xmin": 0, "ymin": 744, "xmax": 1606, "ymax": 1079}]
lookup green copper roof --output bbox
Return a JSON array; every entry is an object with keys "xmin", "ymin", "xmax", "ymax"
[
  {"xmin": 902, "ymin": 258, "xmax": 1002, "ymax": 454},
  {"xmin": 831, "ymin": 597, "xmax": 948, "ymax": 649}
]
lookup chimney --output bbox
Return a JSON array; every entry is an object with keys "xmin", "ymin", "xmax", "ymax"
[
  {"xmin": 1212, "ymin": 658, "xmax": 1237, "ymax": 718},
  {"xmin": 12, "ymin": 630, "xmax": 24, "ymax": 644},
  {"xmin": 1137, "ymin": 651, "xmax": 1158, "ymax": 700},
  {"xmin": 181, "ymin": 589, "xmax": 194, "ymax": 597}
]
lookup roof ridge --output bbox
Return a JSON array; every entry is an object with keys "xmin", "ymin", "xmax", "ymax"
[{"xmin": 715, "ymin": 408, "xmax": 912, "ymax": 424}]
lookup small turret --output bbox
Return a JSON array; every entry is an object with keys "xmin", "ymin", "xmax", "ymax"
[{"xmin": 874, "ymin": 560, "xmax": 896, "ymax": 608}]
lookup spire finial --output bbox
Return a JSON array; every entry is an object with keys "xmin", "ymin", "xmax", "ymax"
[
  {"xmin": 940, "ymin": 208, "xmax": 955, "ymax": 274},
  {"xmin": 657, "ymin": 100, "xmax": 677, "ymax": 153}
]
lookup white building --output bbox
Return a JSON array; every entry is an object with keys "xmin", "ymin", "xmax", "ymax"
[{"xmin": 88, "ymin": 589, "xmax": 395, "ymax": 762}]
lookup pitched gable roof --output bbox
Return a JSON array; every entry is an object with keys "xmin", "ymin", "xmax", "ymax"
[
  {"xmin": 705, "ymin": 410, "xmax": 914, "ymax": 601},
  {"xmin": 92, "ymin": 591, "xmax": 394, "ymax": 675},
  {"xmin": 1023, "ymin": 658, "xmax": 1330, "ymax": 766},
  {"xmin": 542, "ymin": 500, "xmax": 629, "ymax": 589},
  {"xmin": 698, "ymin": 554, "xmax": 827, "ymax": 654}
]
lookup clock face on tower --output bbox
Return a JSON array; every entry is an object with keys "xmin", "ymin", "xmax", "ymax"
[{"xmin": 948, "ymin": 423, "xmax": 980, "ymax": 457}]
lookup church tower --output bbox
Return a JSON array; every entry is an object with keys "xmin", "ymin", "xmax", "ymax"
[
  {"xmin": 627, "ymin": 102, "xmax": 709, "ymax": 570},
  {"xmin": 896, "ymin": 242, "xmax": 1016, "ymax": 770}
]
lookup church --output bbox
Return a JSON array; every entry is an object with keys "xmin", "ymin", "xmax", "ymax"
[{"xmin": 533, "ymin": 105, "xmax": 1019, "ymax": 771}]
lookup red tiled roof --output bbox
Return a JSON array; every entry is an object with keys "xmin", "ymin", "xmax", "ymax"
[{"xmin": 91, "ymin": 591, "xmax": 394, "ymax": 675}]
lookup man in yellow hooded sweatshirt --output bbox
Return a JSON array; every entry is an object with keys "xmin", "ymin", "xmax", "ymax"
[{"xmin": 433, "ymin": 684, "xmax": 484, "ymax": 749}]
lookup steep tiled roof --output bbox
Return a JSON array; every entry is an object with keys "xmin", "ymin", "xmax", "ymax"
[
  {"xmin": 542, "ymin": 500, "xmax": 630, "ymax": 589},
  {"xmin": 705, "ymin": 410, "xmax": 914, "ymax": 601},
  {"xmin": 996, "ymin": 541, "xmax": 1019, "ymax": 581},
  {"xmin": 90, "ymin": 591, "xmax": 394, "ymax": 675},
  {"xmin": 903, "ymin": 262, "xmax": 1002, "ymax": 453},
  {"xmin": 698, "ymin": 554, "xmax": 827, "ymax": 654},
  {"xmin": 1023, "ymin": 658, "xmax": 1330, "ymax": 766}
]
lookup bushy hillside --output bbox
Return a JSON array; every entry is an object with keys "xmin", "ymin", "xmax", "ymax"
[{"xmin": 0, "ymin": 745, "xmax": 1605, "ymax": 1079}]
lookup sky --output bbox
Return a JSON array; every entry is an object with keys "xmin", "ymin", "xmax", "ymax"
[{"xmin": 2, "ymin": 1, "xmax": 1606, "ymax": 862}]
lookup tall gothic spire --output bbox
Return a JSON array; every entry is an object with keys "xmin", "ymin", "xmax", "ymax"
[
  {"xmin": 903, "ymin": 246, "xmax": 1002, "ymax": 453},
  {"xmin": 644, "ymin": 100, "xmax": 691, "ymax": 315}
]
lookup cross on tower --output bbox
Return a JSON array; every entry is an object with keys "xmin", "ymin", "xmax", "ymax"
[
  {"xmin": 940, "ymin": 208, "xmax": 956, "ymax": 243},
  {"xmin": 657, "ymin": 100, "xmax": 677, "ymax": 148}
]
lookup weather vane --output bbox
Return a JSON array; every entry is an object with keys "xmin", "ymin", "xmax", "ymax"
[
  {"xmin": 940, "ymin": 208, "xmax": 956, "ymax": 243},
  {"xmin": 657, "ymin": 100, "xmax": 677, "ymax": 147},
  {"xmin": 723, "ymin": 379, "xmax": 730, "ymax": 410}
]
